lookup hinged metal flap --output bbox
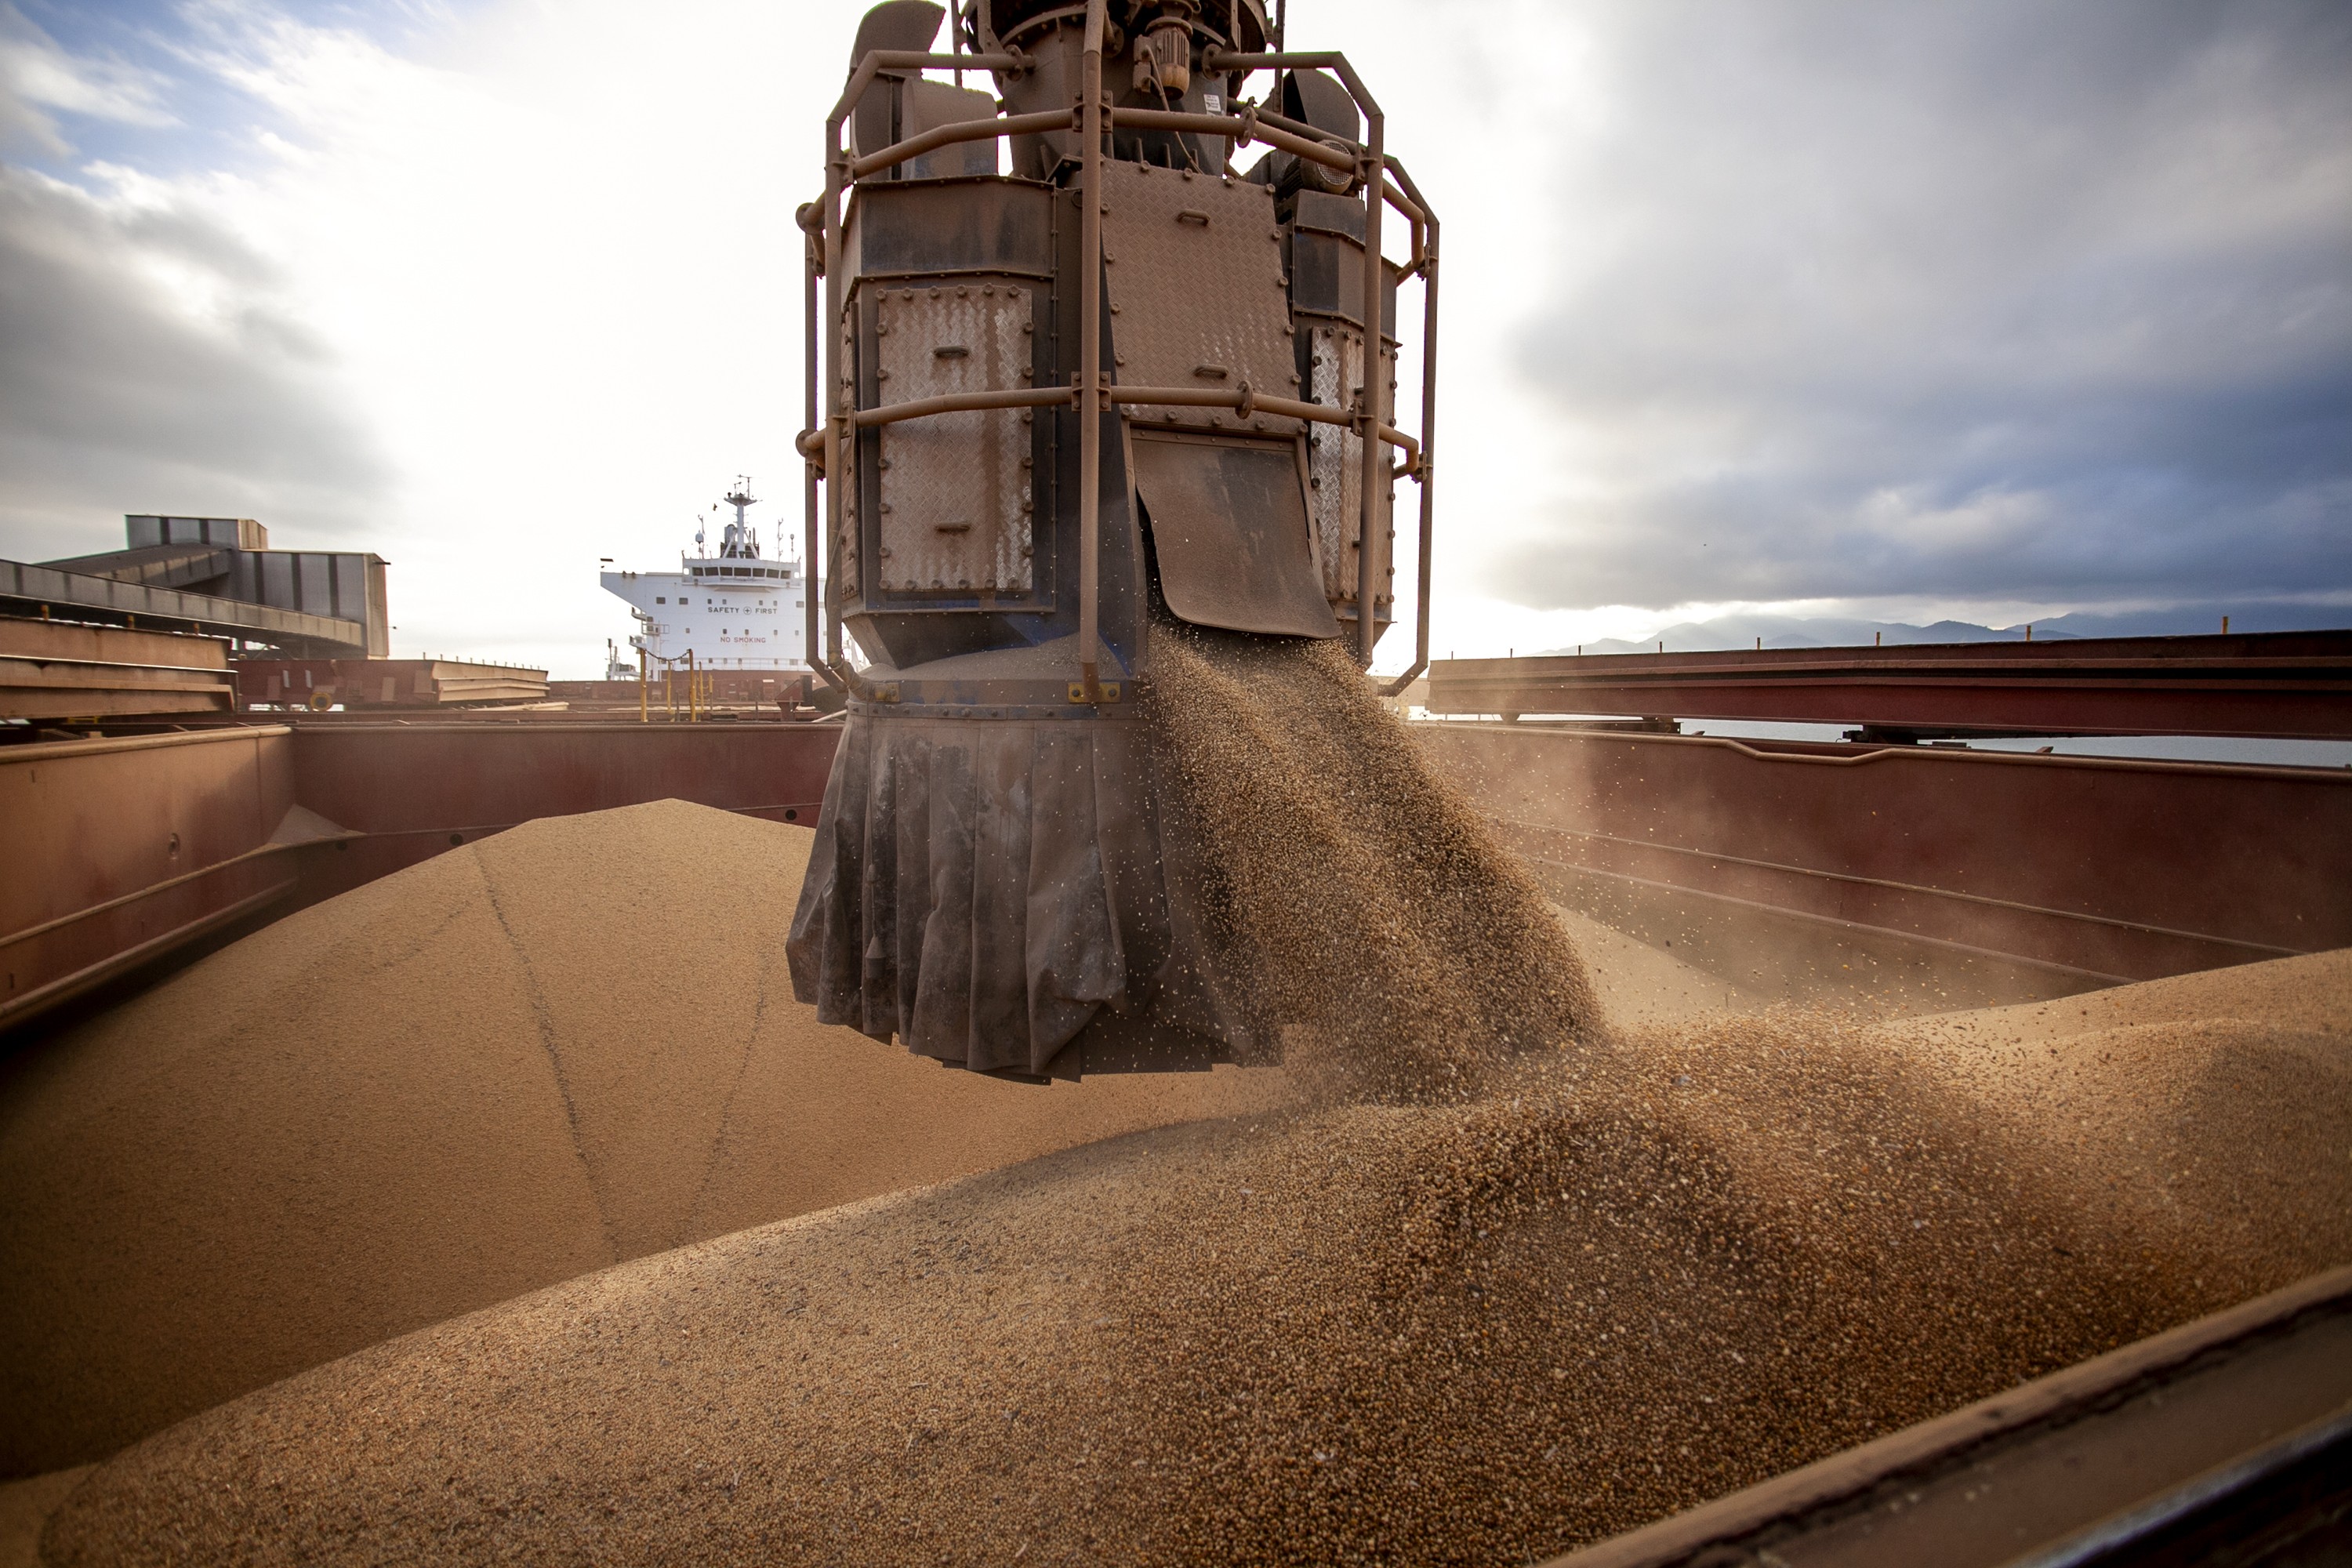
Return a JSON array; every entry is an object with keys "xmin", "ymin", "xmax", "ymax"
[{"xmin": 1131, "ymin": 434, "xmax": 1339, "ymax": 640}]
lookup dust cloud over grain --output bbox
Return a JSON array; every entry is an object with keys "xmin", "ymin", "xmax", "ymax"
[{"xmin": 34, "ymin": 645, "xmax": 2352, "ymax": 1566}]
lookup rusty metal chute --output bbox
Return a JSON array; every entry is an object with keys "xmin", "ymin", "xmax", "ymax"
[{"xmin": 786, "ymin": 0, "xmax": 1439, "ymax": 1077}]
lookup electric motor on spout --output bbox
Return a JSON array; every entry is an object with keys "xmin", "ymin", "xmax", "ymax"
[{"xmin": 788, "ymin": 0, "xmax": 1439, "ymax": 1080}]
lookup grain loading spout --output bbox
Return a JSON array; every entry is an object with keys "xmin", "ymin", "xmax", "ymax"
[{"xmin": 788, "ymin": 0, "xmax": 1439, "ymax": 1080}]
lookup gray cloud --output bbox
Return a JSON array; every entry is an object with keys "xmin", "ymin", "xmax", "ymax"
[
  {"xmin": 0, "ymin": 164, "xmax": 390, "ymax": 557},
  {"xmin": 1486, "ymin": 0, "xmax": 2352, "ymax": 612},
  {"xmin": 0, "ymin": 1, "xmax": 385, "ymax": 561}
]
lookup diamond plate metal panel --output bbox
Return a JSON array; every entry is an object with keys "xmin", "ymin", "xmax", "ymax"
[
  {"xmin": 1305, "ymin": 321, "xmax": 1396, "ymax": 610},
  {"xmin": 873, "ymin": 285, "xmax": 1036, "ymax": 595},
  {"xmin": 1099, "ymin": 162, "xmax": 1303, "ymax": 437}
]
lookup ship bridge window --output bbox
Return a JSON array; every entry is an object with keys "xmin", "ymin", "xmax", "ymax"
[{"xmin": 655, "ymin": 597, "xmax": 666, "ymax": 604}]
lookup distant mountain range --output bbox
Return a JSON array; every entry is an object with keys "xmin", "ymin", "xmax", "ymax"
[{"xmin": 1544, "ymin": 602, "xmax": 2351, "ymax": 656}]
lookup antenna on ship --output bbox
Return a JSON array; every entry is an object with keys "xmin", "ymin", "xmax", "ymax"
[{"xmin": 724, "ymin": 477, "xmax": 759, "ymax": 558}]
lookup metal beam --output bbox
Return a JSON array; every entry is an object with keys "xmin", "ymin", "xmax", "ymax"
[
  {"xmin": 1425, "ymin": 631, "xmax": 2352, "ymax": 740},
  {"xmin": 2, "ymin": 557, "xmax": 369, "ymax": 654},
  {"xmin": 0, "ymin": 620, "xmax": 238, "ymax": 720},
  {"xmin": 40, "ymin": 545, "xmax": 235, "ymax": 592}
]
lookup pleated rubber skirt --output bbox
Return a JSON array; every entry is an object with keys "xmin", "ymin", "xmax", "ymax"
[{"xmin": 787, "ymin": 711, "xmax": 1266, "ymax": 1080}]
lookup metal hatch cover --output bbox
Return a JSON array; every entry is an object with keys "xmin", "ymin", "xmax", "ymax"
[
  {"xmin": 1130, "ymin": 433, "xmax": 1341, "ymax": 640},
  {"xmin": 1099, "ymin": 162, "xmax": 1301, "ymax": 437},
  {"xmin": 873, "ymin": 285, "xmax": 1036, "ymax": 597}
]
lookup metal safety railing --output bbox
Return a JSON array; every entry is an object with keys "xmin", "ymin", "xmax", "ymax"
[
  {"xmin": 800, "ymin": 2, "xmax": 1440, "ymax": 702},
  {"xmin": 635, "ymin": 644, "xmax": 715, "ymax": 724}
]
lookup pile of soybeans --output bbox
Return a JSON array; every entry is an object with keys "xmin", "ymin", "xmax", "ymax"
[{"xmin": 7, "ymin": 635, "xmax": 2350, "ymax": 1567}]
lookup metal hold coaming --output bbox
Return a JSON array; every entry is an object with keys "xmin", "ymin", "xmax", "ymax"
[{"xmin": 1425, "ymin": 632, "xmax": 2352, "ymax": 739}]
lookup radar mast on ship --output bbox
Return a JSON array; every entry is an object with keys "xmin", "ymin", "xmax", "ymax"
[{"xmin": 721, "ymin": 479, "xmax": 760, "ymax": 560}]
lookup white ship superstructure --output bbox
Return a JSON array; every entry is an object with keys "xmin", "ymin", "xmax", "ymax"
[{"xmin": 601, "ymin": 481, "xmax": 808, "ymax": 673}]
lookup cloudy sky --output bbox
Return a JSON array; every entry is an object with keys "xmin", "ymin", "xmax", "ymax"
[{"xmin": 1, "ymin": 0, "xmax": 2346, "ymax": 673}]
